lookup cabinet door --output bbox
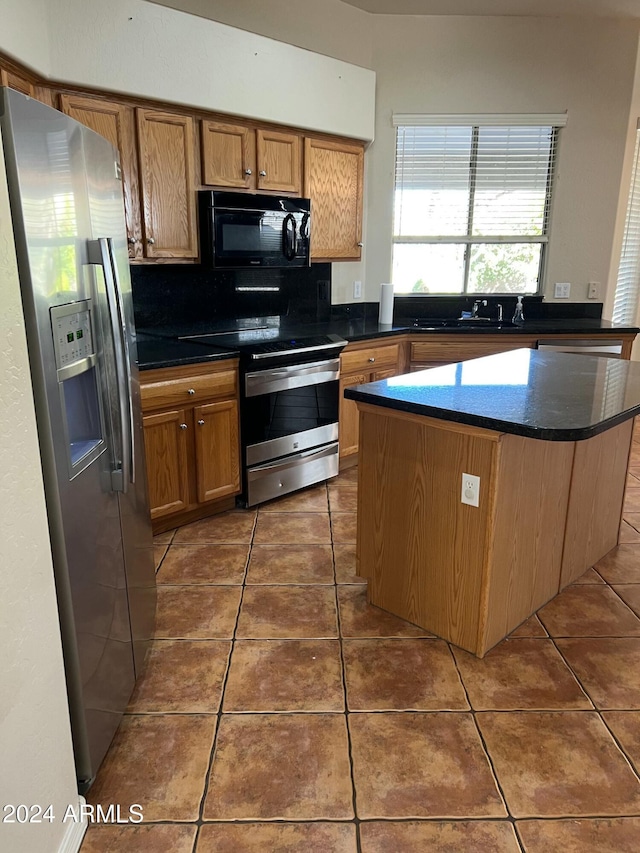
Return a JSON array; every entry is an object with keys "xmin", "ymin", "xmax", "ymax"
[
  {"xmin": 136, "ymin": 109, "xmax": 198, "ymax": 258},
  {"xmin": 143, "ymin": 409, "xmax": 190, "ymax": 519},
  {"xmin": 256, "ymin": 129, "xmax": 301, "ymax": 194},
  {"xmin": 339, "ymin": 372, "xmax": 369, "ymax": 458},
  {"xmin": 0, "ymin": 68, "xmax": 34, "ymax": 97},
  {"xmin": 201, "ymin": 119, "xmax": 255, "ymax": 189},
  {"xmin": 304, "ymin": 137, "xmax": 364, "ymax": 261},
  {"xmin": 194, "ymin": 400, "xmax": 240, "ymax": 503},
  {"xmin": 59, "ymin": 94, "xmax": 142, "ymax": 259}
]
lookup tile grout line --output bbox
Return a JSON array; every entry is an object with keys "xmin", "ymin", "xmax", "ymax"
[
  {"xmin": 193, "ymin": 508, "xmax": 258, "ymax": 847},
  {"xmin": 330, "ymin": 490, "xmax": 363, "ymax": 853}
]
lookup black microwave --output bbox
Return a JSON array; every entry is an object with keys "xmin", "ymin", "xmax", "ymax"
[{"xmin": 198, "ymin": 191, "xmax": 311, "ymax": 268}]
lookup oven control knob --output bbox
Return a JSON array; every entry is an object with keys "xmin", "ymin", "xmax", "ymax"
[
  {"xmin": 188, "ymin": 388, "xmax": 196, "ymax": 395},
  {"xmin": 197, "ymin": 419, "xmax": 205, "ymax": 425}
]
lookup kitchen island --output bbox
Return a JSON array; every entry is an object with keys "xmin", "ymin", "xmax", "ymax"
[{"xmin": 344, "ymin": 348, "xmax": 640, "ymax": 657}]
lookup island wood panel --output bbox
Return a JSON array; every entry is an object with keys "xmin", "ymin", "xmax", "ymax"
[
  {"xmin": 256, "ymin": 128, "xmax": 301, "ymax": 194},
  {"xmin": 304, "ymin": 137, "xmax": 364, "ymax": 261},
  {"xmin": 560, "ymin": 419, "xmax": 633, "ymax": 588},
  {"xmin": 59, "ymin": 94, "xmax": 142, "ymax": 259},
  {"xmin": 357, "ymin": 406, "xmax": 498, "ymax": 653},
  {"xmin": 478, "ymin": 432, "xmax": 574, "ymax": 653},
  {"xmin": 143, "ymin": 408, "xmax": 190, "ymax": 519},
  {"xmin": 201, "ymin": 119, "xmax": 255, "ymax": 189},
  {"xmin": 136, "ymin": 109, "xmax": 197, "ymax": 258},
  {"xmin": 194, "ymin": 399, "xmax": 240, "ymax": 503}
]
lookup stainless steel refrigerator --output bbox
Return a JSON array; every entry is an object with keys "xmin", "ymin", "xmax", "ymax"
[{"xmin": 0, "ymin": 88, "xmax": 156, "ymax": 793}]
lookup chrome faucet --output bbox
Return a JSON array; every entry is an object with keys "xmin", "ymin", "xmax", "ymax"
[{"xmin": 471, "ymin": 299, "xmax": 487, "ymax": 318}]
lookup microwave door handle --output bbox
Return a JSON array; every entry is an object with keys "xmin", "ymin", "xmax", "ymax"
[
  {"xmin": 282, "ymin": 213, "xmax": 297, "ymax": 260},
  {"xmin": 87, "ymin": 238, "xmax": 134, "ymax": 493}
]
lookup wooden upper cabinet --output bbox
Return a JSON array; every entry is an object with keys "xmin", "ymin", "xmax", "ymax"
[
  {"xmin": 201, "ymin": 120, "xmax": 255, "ymax": 189},
  {"xmin": 59, "ymin": 94, "xmax": 142, "ymax": 258},
  {"xmin": 256, "ymin": 129, "xmax": 301, "ymax": 194},
  {"xmin": 201, "ymin": 120, "xmax": 301, "ymax": 194},
  {"xmin": 1, "ymin": 68, "xmax": 34, "ymax": 97},
  {"xmin": 136, "ymin": 109, "xmax": 198, "ymax": 259},
  {"xmin": 304, "ymin": 137, "xmax": 364, "ymax": 261}
]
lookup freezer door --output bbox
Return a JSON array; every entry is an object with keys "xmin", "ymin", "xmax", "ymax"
[
  {"xmin": 83, "ymin": 126, "xmax": 156, "ymax": 678},
  {"xmin": 0, "ymin": 89, "xmax": 154, "ymax": 787}
]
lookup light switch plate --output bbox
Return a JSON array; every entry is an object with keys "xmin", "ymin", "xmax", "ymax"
[
  {"xmin": 461, "ymin": 473, "xmax": 480, "ymax": 508},
  {"xmin": 555, "ymin": 282, "xmax": 571, "ymax": 299},
  {"xmin": 353, "ymin": 280, "xmax": 362, "ymax": 299},
  {"xmin": 587, "ymin": 281, "xmax": 600, "ymax": 300}
]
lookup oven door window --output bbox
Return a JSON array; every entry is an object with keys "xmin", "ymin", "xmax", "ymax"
[{"xmin": 242, "ymin": 380, "xmax": 339, "ymax": 446}]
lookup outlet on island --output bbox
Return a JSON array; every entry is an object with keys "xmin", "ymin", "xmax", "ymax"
[{"xmin": 461, "ymin": 473, "xmax": 480, "ymax": 508}]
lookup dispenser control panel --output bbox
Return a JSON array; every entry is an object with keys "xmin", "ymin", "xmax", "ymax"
[{"xmin": 51, "ymin": 301, "xmax": 95, "ymax": 370}]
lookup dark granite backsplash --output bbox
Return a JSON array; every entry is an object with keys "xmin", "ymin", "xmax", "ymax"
[
  {"xmin": 392, "ymin": 294, "xmax": 603, "ymax": 323},
  {"xmin": 130, "ymin": 264, "xmax": 333, "ymax": 329}
]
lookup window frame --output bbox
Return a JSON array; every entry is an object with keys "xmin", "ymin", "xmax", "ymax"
[{"xmin": 391, "ymin": 114, "xmax": 566, "ymax": 297}]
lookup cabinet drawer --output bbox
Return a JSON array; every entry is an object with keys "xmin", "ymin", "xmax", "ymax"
[
  {"xmin": 341, "ymin": 343, "xmax": 400, "ymax": 375},
  {"xmin": 411, "ymin": 337, "xmax": 534, "ymax": 365},
  {"xmin": 141, "ymin": 369, "xmax": 237, "ymax": 411}
]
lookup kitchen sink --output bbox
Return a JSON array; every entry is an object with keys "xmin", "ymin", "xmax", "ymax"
[{"xmin": 412, "ymin": 318, "xmax": 517, "ymax": 329}]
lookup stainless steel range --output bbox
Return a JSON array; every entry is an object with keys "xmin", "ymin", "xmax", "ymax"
[{"xmin": 182, "ymin": 329, "xmax": 347, "ymax": 505}]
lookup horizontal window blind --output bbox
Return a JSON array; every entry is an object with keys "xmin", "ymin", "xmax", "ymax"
[
  {"xmin": 612, "ymin": 128, "xmax": 640, "ymax": 326},
  {"xmin": 392, "ymin": 119, "xmax": 559, "ymax": 295}
]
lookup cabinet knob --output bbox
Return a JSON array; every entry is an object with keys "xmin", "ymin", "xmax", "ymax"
[
  {"xmin": 179, "ymin": 423, "xmax": 188, "ymax": 430},
  {"xmin": 244, "ymin": 168, "xmax": 252, "ymax": 176},
  {"xmin": 187, "ymin": 388, "xmax": 195, "ymax": 395},
  {"xmin": 368, "ymin": 357, "xmax": 375, "ymax": 363},
  {"xmin": 197, "ymin": 419, "xmax": 205, "ymax": 426},
  {"xmin": 147, "ymin": 237, "xmax": 155, "ymax": 245},
  {"xmin": 259, "ymin": 170, "xmax": 267, "ymax": 177},
  {"xmin": 128, "ymin": 236, "xmax": 136, "ymax": 245},
  {"xmin": 357, "ymin": 241, "xmax": 363, "ymax": 247}
]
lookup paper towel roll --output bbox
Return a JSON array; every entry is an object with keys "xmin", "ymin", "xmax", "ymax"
[{"xmin": 379, "ymin": 283, "xmax": 394, "ymax": 325}]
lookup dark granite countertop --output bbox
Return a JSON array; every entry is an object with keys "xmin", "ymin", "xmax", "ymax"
[
  {"xmin": 135, "ymin": 318, "xmax": 639, "ymax": 370},
  {"xmin": 135, "ymin": 332, "xmax": 238, "ymax": 371},
  {"xmin": 344, "ymin": 348, "xmax": 640, "ymax": 441}
]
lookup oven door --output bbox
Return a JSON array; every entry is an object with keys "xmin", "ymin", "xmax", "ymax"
[
  {"xmin": 213, "ymin": 207, "xmax": 310, "ymax": 268},
  {"xmin": 243, "ymin": 358, "xmax": 340, "ymax": 466}
]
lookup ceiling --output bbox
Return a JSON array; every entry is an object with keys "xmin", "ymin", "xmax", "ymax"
[{"xmin": 340, "ymin": 0, "xmax": 640, "ymax": 17}]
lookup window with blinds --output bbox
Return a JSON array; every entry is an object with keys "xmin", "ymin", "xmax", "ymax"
[
  {"xmin": 612, "ymin": 128, "xmax": 640, "ymax": 326},
  {"xmin": 392, "ymin": 118, "xmax": 561, "ymax": 295}
]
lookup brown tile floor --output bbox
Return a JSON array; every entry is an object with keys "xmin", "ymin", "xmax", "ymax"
[{"xmin": 83, "ymin": 459, "xmax": 640, "ymax": 853}]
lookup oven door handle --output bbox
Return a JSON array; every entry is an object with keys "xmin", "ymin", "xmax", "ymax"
[
  {"xmin": 248, "ymin": 442, "xmax": 339, "ymax": 472},
  {"xmin": 245, "ymin": 358, "xmax": 340, "ymax": 396}
]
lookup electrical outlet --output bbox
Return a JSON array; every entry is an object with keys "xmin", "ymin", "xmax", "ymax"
[
  {"xmin": 555, "ymin": 282, "xmax": 571, "ymax": 299},
  {"xmin": 353, "ymin": 280, "xmax": 362, "ymax": 299},
  {"xmin": 461, "ymin": 473, "xmax": 480, "ymax": 508},
  {"xmin": 587, "ymin": 281, "xmax": 600, "ymax": 300}
]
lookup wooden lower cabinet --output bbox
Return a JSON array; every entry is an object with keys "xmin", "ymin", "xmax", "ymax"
[
  {"xmin": 143, "ymin": 408, "xmax": 190, "ymax": 519},
  {"xmin": 339, "ymin": 340, "xmax": 405, "ymax": 460},
  {"xmin": 140, "ymin": 361, "xmax": 241, "ymax": 528},
  {"xmin": 194, "ymin": 399, "xmax": 240, "ymax": 502}
]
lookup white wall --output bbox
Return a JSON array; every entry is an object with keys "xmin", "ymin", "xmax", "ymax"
[
  {"xmin": 33, "ymin": 0, "xmax": 374, "ymax": 142},
  {"xmin": 151, "ymin": 0, "xmax": 374, "ymax": 68},
  {"xmin": 365, "ymin": 15, "xmax": 640, "ymax": 305},
  {"xmin": 0, "ymin": 139, "xmax": 81, "ymax": 853},
  {"xmin": 0, "ymin": 0, "xmax": 50, "ymax": 75}
]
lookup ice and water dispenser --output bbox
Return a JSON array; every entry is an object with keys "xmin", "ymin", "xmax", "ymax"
[{"xmin": 51, "ymin": 299, "xmax": 105, "ymax": 476}]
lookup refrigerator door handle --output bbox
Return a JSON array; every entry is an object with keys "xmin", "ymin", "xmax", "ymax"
[{"xmin": 87, "ymin": 238, "xmax": 134, "ymax": 492}]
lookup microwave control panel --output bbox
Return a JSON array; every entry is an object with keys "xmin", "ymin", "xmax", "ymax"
[{"xmin": 51, "ymin": 300, "xmax": 95, "ymax": 369}]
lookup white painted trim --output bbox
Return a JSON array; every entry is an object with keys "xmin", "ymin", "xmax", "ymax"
[
  {"xmin": 392, "ymin": 112, "xmax": 568, "ymax": 127},
  {"xmin": 57, "ymin": 797, "xmax": 87, "ymax": 853}
]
